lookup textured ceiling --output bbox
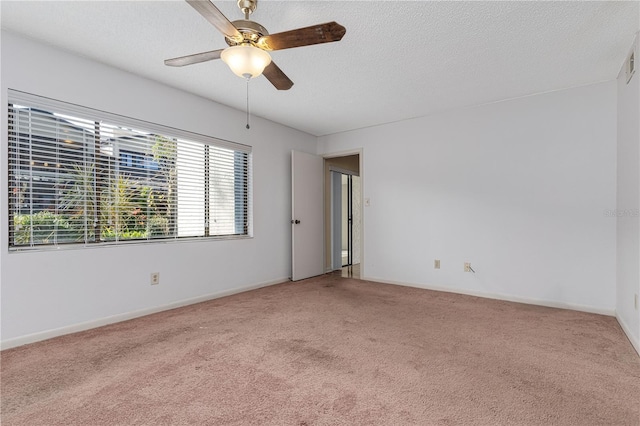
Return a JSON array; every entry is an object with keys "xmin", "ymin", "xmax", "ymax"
[{"xmin": 2, "ymin": 1, "xmax": 639, "ymax": 136}]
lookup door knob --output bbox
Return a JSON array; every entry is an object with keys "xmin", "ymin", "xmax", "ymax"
[{"xmin": 291, "ymin": 219, "xmax": 301, "ymax": 224}]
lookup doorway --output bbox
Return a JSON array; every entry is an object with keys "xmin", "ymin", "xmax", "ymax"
[{"xmin": 325, "ymin": 154, "xmax": 361, "ymax": 279}]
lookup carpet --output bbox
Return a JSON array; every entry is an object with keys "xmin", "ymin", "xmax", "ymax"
[{"xmin": 2, "ymin": 274, "xmax": 639, "ymax": 425}]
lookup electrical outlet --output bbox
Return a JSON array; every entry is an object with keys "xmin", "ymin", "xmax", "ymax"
[
  {"xmin": 434, "ymin": 259, "xmax": 440, "ymax": 269},
  {"xmin": 635, "ymin": 293, "xmax": 638, "ymax": 311},
  {"xmin": 464, "ymin": 262, "xmax": 471, "ymax": 273},
  {"xmin": 150, "ymin": 272, "xmax": 160, "ymax": 285}
]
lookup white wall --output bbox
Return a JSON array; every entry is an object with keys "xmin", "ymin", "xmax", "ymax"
[
  {"xmin": 0, "ymin": 31, "xmax": 317, "ymax": 347},
  {"xmin": 319, "ymin": 82, "xmax": 618, "ymax": 314},
  {"xmin": 0, "ymin": 30, "xmax": 630, "ymax": 351},
  {"xmin": 616, "ymin": 33, "xmax": 640, "ymax": 355}
]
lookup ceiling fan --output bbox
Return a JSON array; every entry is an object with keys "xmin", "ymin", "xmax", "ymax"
[{"xmin": 165, "ymin": 0, "xmax": 347, "ymax": 90}]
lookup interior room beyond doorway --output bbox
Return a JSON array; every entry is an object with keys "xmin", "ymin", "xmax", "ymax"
[{"xmin": 324, "ymin": 154, "xmax": 361, "ymax": 279}]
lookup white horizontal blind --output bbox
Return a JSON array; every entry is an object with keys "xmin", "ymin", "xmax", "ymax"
[{"xmin": 8, "ymin": 90, "xmax": 252, "ymax": 250}]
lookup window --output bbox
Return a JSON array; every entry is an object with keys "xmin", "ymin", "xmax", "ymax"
[{"xmin": 8, "ymin": 90, "xmax": 252, "ymax": 250}]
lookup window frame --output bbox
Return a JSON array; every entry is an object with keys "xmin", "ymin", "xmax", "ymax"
[{"xmin": 7, "ymin": 90, "xmax": 253, "ymax": 251}]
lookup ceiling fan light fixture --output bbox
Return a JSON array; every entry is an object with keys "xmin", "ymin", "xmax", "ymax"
[{"xmin": 221, "ymin": 44, "xmax": 271, "ymax": 79}]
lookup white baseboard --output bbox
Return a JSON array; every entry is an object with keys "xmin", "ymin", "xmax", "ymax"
[
  {"xmin": 6, "ymin": 276, "xmax": 634, "ymax": 357},
  {"xmin": 366, "ymin": 276, "xmax": 638, "ymax": 358},
  {"xmin": 615, "ymin": 312, "xmax": 640, "ymax": 357},
  {"xmin": 1, "ymin": 277, "xmax": 289, "ymax": 351},
  {"xmin": 362, "ymin": 276, "xmax": 616, "ymax": 317}
]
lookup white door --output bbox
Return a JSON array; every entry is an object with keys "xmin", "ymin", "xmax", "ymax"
[{"xmin": 291, "ymin": 150, "xmax": 324, "ymax": 281}]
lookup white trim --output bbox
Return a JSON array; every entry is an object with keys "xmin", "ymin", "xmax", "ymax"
[
  {"xmin": 0, "ymin": 277, "xmax": 289, "ymax": 350},
  {"xmin": 329, "ymin": 165, "xmax": 360, "ymax": 177},
  {"xmin": 363, "ymin": 276, "xmax": 616, "ymax": 317},
  {"xmin": 616, "ymin": 312, "xmax": 640, "ymax": 357},
  {"xmin": 322, "ymin": 148, "xmax": 362, "ymax": 160}
]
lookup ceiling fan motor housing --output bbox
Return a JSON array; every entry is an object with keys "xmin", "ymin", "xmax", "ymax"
[{"xmin": 226, "ymin": 19, "xmax": 269, "ymax": 46}]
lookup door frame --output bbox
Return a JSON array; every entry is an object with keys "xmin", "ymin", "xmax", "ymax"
[
  {"xmin": 330, "ymin": 170, "xmax": 344, "ymax": 270},
  {"xmin": 330, "ymin": 169, "xmax": 358, "ymax": 269},
  {"xmin": 323, "ymin": 148, "xmax": 364, "ymax": 278}
]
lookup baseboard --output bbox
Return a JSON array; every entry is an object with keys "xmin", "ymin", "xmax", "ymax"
[
  {"xmin": 615, "ymin": 312, "xmax": 640, "ymax": 357},
  {"xmin": 1, "ymin": 277, "xmax": 289, "ymax": 351},
  {"xmin": 363, "ymin": 276, "xmax": 616, "ymax": 317}
]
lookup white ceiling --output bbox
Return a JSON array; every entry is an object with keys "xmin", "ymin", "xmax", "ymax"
[{"xmin": 2, "ymin": 1, "xmax": 639, "ymax": 136}]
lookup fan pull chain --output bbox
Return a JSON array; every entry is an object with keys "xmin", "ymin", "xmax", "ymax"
[{"xmin": 245, "ymin": 75, "xmax": 251, "ymax": 130}]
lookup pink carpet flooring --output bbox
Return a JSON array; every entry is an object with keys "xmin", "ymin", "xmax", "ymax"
[{"xmin": 2, "ymin": 274, "xmax": 639, "ymax": 425}]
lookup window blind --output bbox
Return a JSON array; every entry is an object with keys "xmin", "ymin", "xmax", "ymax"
[{"xmin": 7, "ymin": 90, "xmax": 252, "ymax": 250}]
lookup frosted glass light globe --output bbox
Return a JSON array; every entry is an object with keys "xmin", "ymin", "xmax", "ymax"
[{"xmin": 221, "ymin": 45, "xmax": 272, "ymax": 79}]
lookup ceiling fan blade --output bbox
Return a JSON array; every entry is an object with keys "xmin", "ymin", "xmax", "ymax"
[
  {"xmin": 164, "ymin": 49, "xmax": 224, "ymax": 67},
  {"xmin": 186, "ymin": 0, "xmax": 243, "ymax": 42},
  {"xmin": 257, "ymin": 22, "xmax": 346, "ymax": 51},
  {"xmin": 263, "ymin": 61, "xmax": 294, "ymax": 90}
]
